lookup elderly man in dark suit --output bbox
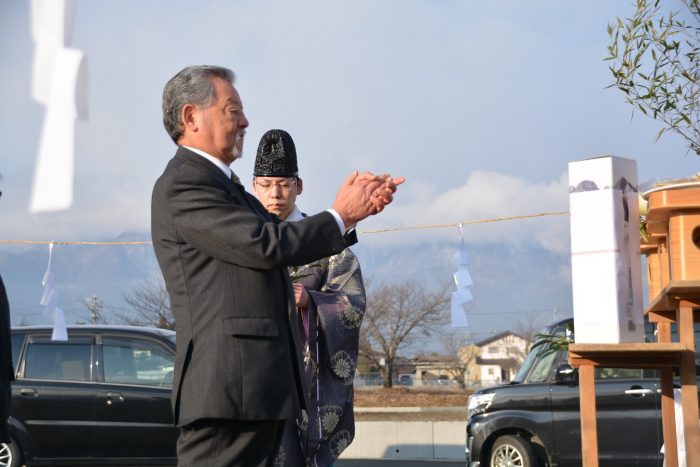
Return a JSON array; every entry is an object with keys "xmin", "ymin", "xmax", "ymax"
[{"xmin": 151, "ymin": 65, "xmax": 402, "ymax": 467}]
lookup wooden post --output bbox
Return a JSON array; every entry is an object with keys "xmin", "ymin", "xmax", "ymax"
[
  {"xmin": 678, "ymin": 303, "xmax": 700, "ymax": 466},
  {"xmin": 658, "ymin": 321, "xmax": 679, "ymax": 467},
  {"xmin": 578, "ymin": 364, "xmax": 599, "ymax": 467}
]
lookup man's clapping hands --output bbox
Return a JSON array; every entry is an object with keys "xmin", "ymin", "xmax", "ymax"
[{"xmin": 332, "ymin": 171, "xmax": 405, "ymax": 229}]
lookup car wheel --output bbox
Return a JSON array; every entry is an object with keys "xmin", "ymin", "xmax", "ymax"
[
  {"xmin": 490, "ymin": 435, "xmax": 538, "ymax": 467},
  {"xmin": 0, "ymin": 438, "xmax": 22, "ymax": 467}
]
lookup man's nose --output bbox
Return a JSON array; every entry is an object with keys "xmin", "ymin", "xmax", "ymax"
[{"xmin": 240, "ymin": 112, "xmax": 249, "ymax": 128}]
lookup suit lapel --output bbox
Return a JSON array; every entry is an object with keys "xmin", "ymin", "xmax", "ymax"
[
  {"xmin": 174, "ymin": 147, "xmax": 271, "ymax": 220},
  {"xmin": 232, "ymin": 182, "xmax": 270, "ymax": 219}
]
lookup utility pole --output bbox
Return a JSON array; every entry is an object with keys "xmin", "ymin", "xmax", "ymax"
[{"xmin": 85, "ymin": 294, "xmax": 102, "ymax": 324}]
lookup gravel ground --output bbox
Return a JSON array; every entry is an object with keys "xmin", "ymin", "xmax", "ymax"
[
  {"xmin": 354, "ymin": 387, "xmax": 470, "ymax": 407},
  {"xmin": 353, "ymin": 387, "xmax": 470, "ymax": 421}
]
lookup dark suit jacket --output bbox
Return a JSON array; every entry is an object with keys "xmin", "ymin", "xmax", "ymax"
[
  {"xmin": 0, "ymin": 274, "xmax": 14, "ymax": 443},
  {"xmin": 151, "ymin": 147, "xmax": 355, "ymax": 426}
]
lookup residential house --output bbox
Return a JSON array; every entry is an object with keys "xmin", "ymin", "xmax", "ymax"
[{"xmin": 475, "ymin": 331, "xmax": 530, "ymax": 386}]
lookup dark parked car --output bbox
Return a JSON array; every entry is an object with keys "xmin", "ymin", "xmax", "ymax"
[
  {"xmin": 0, "ymin": 325, "xmax": 178, "ymax": 467},
  {"xmin": 466, "ymin": 318, "xmax": 700, "ymax": 467}
]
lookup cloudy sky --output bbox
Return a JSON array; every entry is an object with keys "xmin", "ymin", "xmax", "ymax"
[{"xmin": 1, "ymin": 1, "xmax": 698, "ymax": 337}]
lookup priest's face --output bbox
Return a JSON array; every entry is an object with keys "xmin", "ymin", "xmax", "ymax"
[{"xmin": 253, "ymin": 176, "xmax": 302, "ymax": 220}]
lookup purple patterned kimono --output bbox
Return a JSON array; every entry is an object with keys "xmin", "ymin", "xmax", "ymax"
[{"xmin": 275, "ymin": 242, "xmax": 366, "ymax": 467}]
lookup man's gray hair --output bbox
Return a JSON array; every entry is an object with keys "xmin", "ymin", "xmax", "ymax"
[{"xmin": 162, "ymin": 65, "xmax": 236, "ymax": 144}]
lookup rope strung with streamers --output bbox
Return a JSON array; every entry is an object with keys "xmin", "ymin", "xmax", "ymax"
[
  {"xmin": 361, "ymin": 210, "xmax": 568, "ymax": 234},
  {"xmin": 0, "ymin": 210, "xmax": 570, "ymax": 245},
  {"xmin": 0, "ymin": 240, "xmax": 152, "ymax": 245}
]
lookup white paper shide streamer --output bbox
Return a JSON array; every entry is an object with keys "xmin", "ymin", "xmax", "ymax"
[
  {"xmin": 40, "ymin": 243, "xmax": 68, "ymax": 341},
  {"xmin": 451, "ymin": 224, "xmax": 473, "ymax": 327},
  {"xmin": 29, "ymin": 0, "xmax": 88, "ymax": 213}
]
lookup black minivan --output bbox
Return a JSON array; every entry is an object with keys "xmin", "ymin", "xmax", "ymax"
[
  {"xmin": 0, "ymin": 325, "xmax": 178, "ymax": 467},
  {"xmin": 466, "ymin": 318, "xmax": 700, "ymax": 467}
]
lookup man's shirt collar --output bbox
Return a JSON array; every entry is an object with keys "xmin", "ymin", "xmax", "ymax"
[
  {"xmin": 287, "ymin": 205, "xmax": 304, "ymax": 222},
  {"xmin": 182, "ymin": 146, "xmax": 232, "ymax": 179}
]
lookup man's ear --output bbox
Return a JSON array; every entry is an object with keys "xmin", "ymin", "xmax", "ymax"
[
  {"xmin": 181, "ymin": 104, "xmax": 198, "ymax": 132},
  {"xmin": 296, "ymin": 177, "xmax": 303, "ymax": 195}
]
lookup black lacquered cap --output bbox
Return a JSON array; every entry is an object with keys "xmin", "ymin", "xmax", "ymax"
[{"xmin": 254, "ymin": 129, "xmax": 298, "ymax": 177}]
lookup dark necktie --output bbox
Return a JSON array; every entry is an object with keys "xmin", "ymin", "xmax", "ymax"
[{"xmin": 230, "ymin": 171, "xmax": 263, "ymax": 216}]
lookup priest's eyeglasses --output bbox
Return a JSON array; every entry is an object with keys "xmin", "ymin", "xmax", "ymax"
[{"xmin": 254, "ymin": 178, "xmax": 297, "ymax": 193}]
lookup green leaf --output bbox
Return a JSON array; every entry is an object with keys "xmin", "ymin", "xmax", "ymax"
[
  {"xmin": 640, "ymin": 218, "xmax": 649, "ymax": 242},
  {"xmin": 681, "ymin": 70, "xmax": 698, "ymax": 83},
  {"xmin": 655, "ymin": 127, "xmax": 667, "ymax": 141}
]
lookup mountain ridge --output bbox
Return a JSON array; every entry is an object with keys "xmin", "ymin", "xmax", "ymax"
[{"xmin": 0, "ymin": 231, "xmax": 573, "ymax": 341}]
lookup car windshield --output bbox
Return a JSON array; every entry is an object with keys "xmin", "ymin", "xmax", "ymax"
[
  {"xmin": 525, "ymin": 348, "xmax": 562, "ymax": 383},
  {"xmin": 511, "ymin": 344, "xmax": 544, "ymax": 383}
]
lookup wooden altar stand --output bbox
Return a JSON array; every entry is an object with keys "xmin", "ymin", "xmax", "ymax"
[{"xmin": 568, "ymin": 185, "xmax": 700, "ymax": 467}]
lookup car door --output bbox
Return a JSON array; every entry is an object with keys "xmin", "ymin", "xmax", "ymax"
[
  {"xmin": 95, "ymin": 334, "xmax": 178, "ymax": 459},
  {"xmin": 12, "ymin": 333, "xmax": 98, "ymax": 459},
  {"xmin": 550, "ymin": 366, "xmax": 661, "ymax": 466}
]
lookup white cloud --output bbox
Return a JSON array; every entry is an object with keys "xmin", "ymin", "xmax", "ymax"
[
  {"xmin": 1, "ymin": 0, "xmax": 691, "ymax": 256},
  {"xmin": 360, "ymin": 170, "xmax": 571, "ymax": 254},
  {"xmin": 1, "ymin": 170, "xmax": 150, "ymax": 241}
]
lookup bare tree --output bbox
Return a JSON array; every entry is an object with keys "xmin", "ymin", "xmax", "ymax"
[
  {"xmin": 440, "ymin": 328, "xmax": 480, "ymax": 390},
  {"xmin": 360, "ymin": 280, "xmax": 450, "ymax": 388},
  {"xmin": 119, "ymin": 277, "xmax": 174, "ymax": 330},
  {"xmin": 506, "ymin": 315, "xmax": 549, "ymax": 363}
]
